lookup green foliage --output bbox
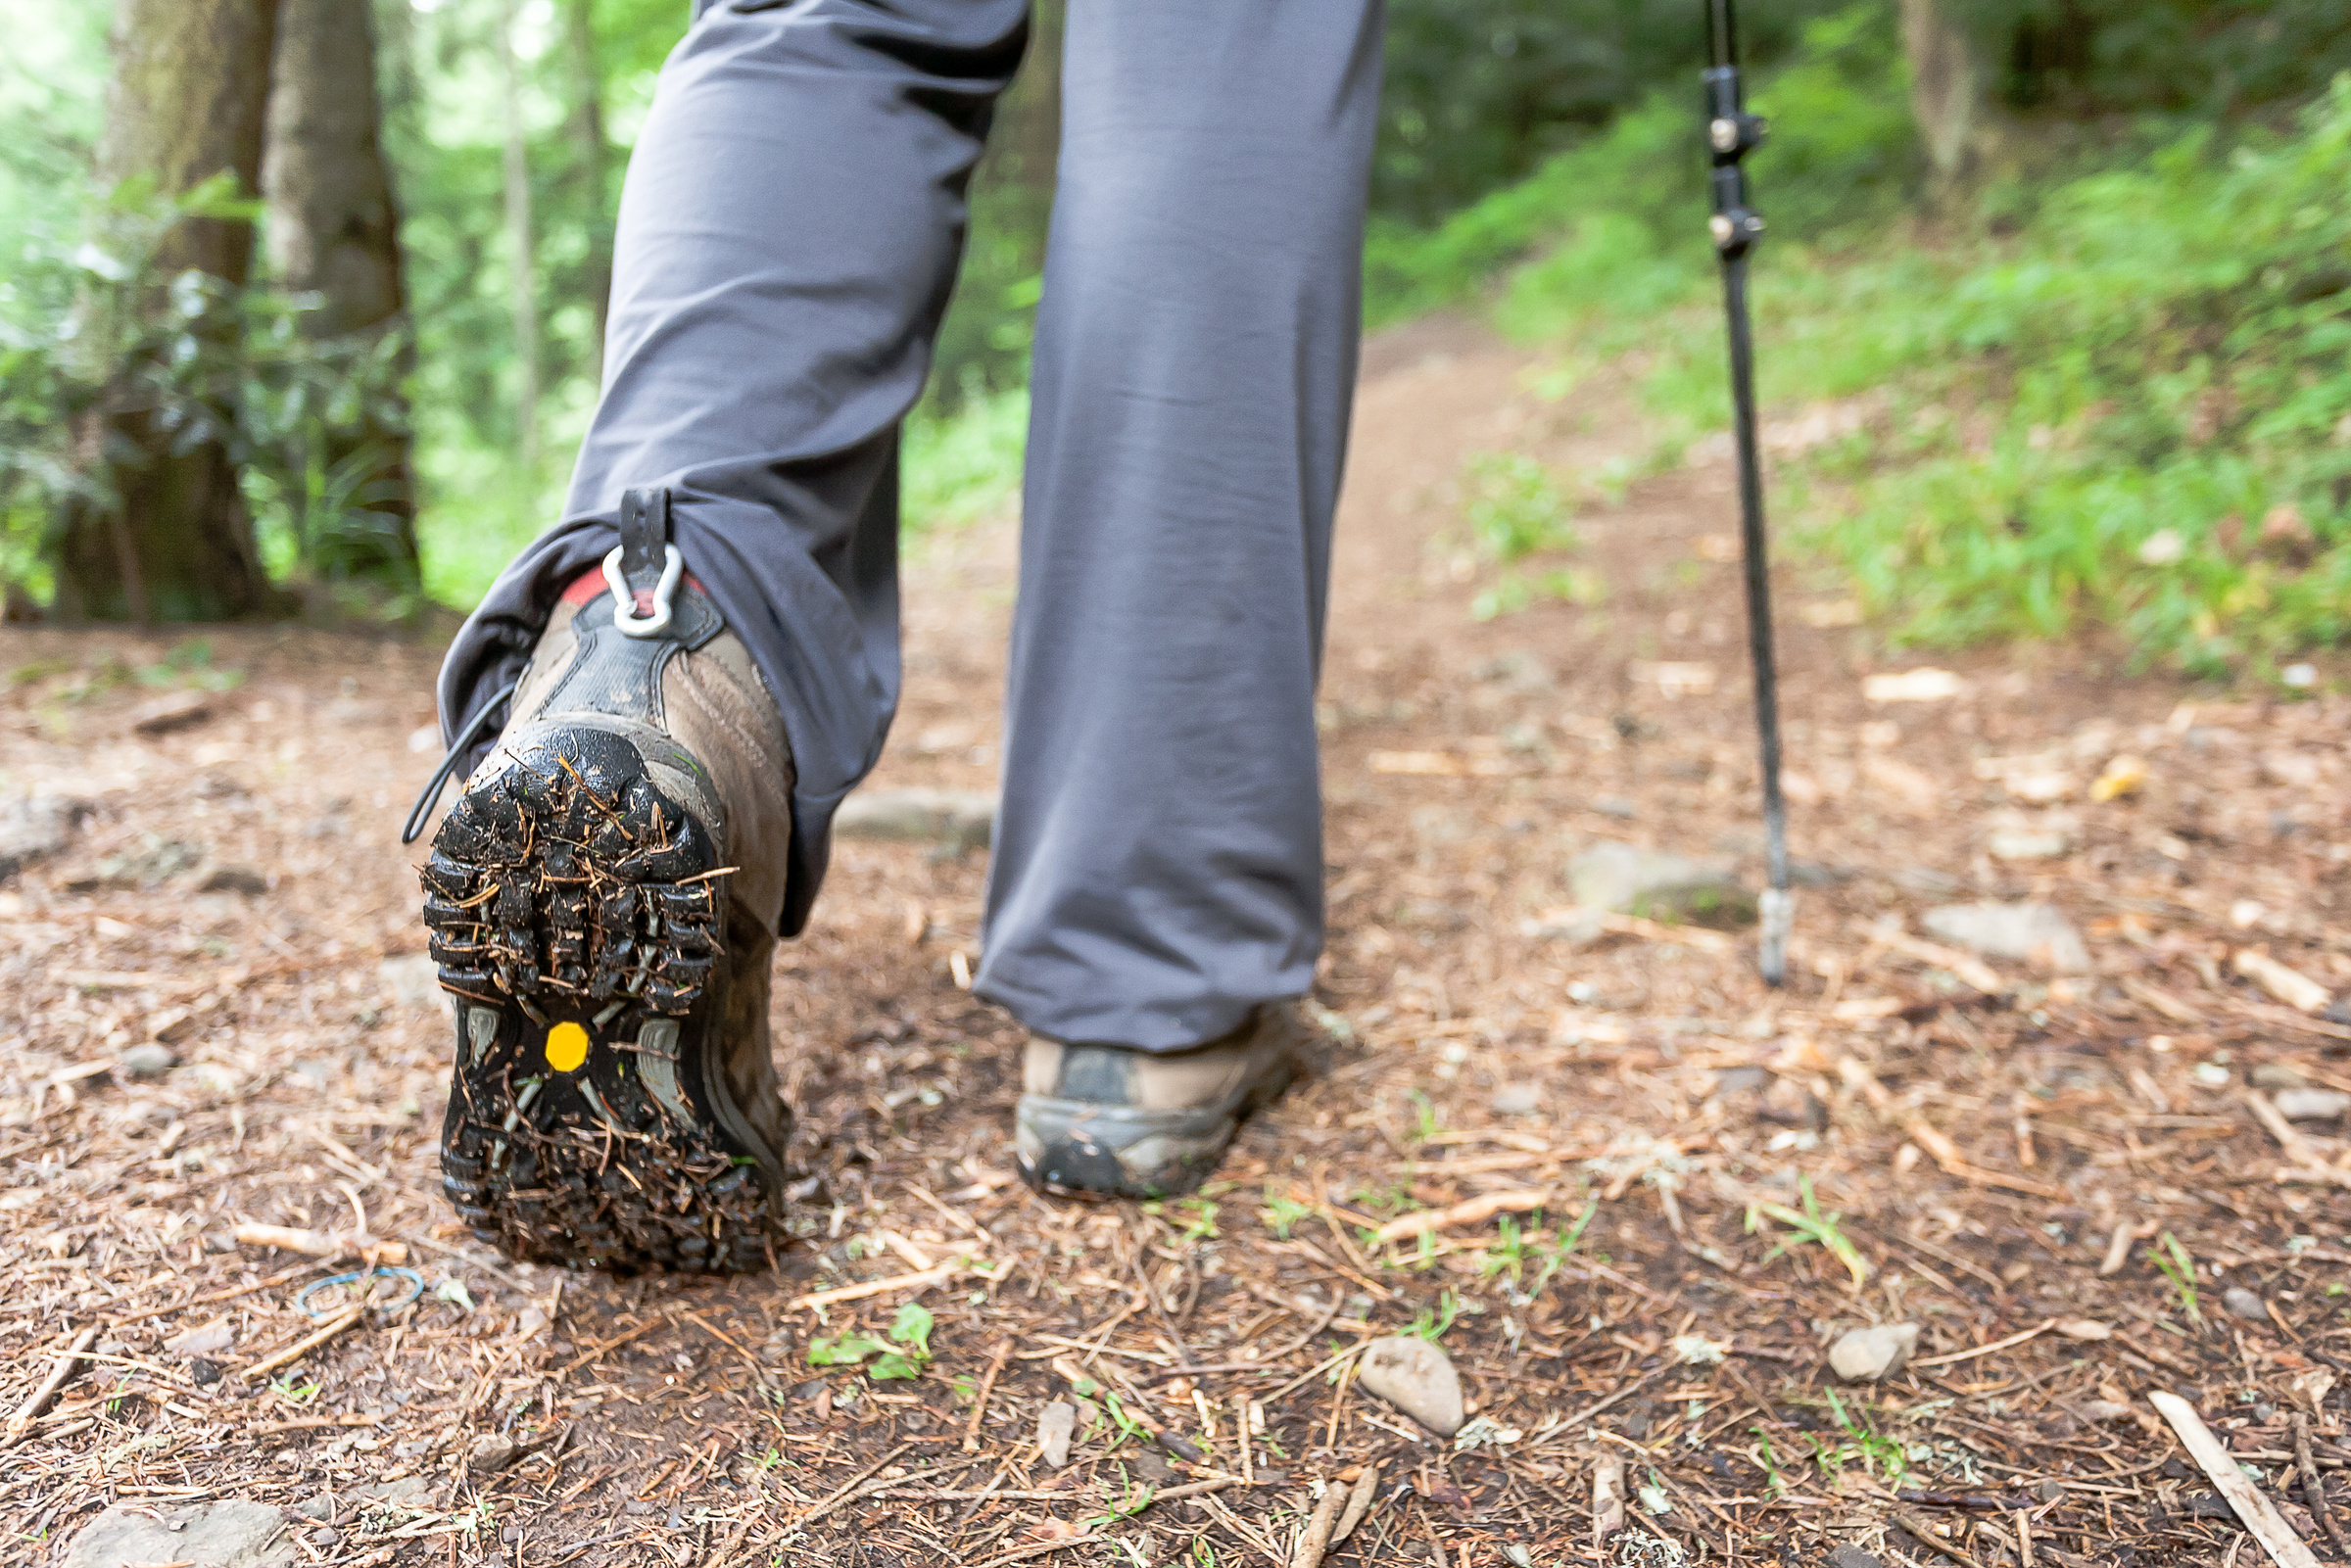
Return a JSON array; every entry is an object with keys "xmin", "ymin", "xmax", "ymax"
[
  {"xmin": 0, "ymin": 175, "xmax": 413, "ymax": 610},
  {"xmin": 1259, "ymin": 1188, "xmax": 1312, "ymax": 1242},
  {"xmin": 1374, "ymin": 0, "xmax": 1855, "ymax": 228},
  {"xmin": 1531, "ymin": 1203, "xmax": 1598, "ymax": 1296},
  {"xmin": 1947, "ymin": 0, "xmax": 2351, "ymax": 115},
  {"xmin": 2150, "ymin": 1230, "xmax": 2202, "ymax": 1323},
  {"xmin": 1811, "ymin": 1385, "xmax": 1907, "ymax": 1482},
  {"xmin": 1404, "ymin": 1288, "xmax": 1462, "ymax": 1343},
  {"xmin": 1746, "ymin": 1174, "xmax": 1870, "ymax": 1289},
  {"xmin": 1795, "ymin": 81, "xmax": 2351, "ymax": 675},
  {"xmin": 806, "ymin": 1301, "xmax": 935, "ymax": 1381},
  {"xmin": 1463, "ymin": 451, "xmax": 1571, "ymax": 562},
  {"xmin": 903, "ymin": 386, "xmax": 1029, "ymax": 531},
  {"xmin": 1368, "ymin": 7, "xmax": 1915, "ymax": 331}
]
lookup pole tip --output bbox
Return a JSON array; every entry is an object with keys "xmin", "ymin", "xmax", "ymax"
[{"xmin": 1757, "ymin": 886, "xmax": 1794, "ymax": 987}]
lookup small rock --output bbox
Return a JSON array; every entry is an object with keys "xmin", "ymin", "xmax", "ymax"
[
  {"xmin": 466, "ymin": 1434, "xmax": 519, "ymax": 1473},
  {"xmin": 1355, "ymin": 1335, "xmax": 1465, "ymax": 1437},
  {"xmin": 1987, "ymin": 830, "xmax": 2070, "ymax": 861},
  {"xmin": 1037, "ymin": 1401, "xmax": 1077, "ymax": 1468},
  {"xmin": 0, "ymin": 795, "xmax": 88, "ymax": 879},
  {"xmin": 1490, "ymin": 1084, "xmax": 1544, "ymax": 1117},
  {"xmin": 188, "ymin": 1357, "xmax": 222, "ymax": 1384},
  {"xmin": 350, "ymin": 1476, "xmax": 432, "ymax": 1507},
  {"xmin": 623, "ymin": 1500, "xmax": 656, "ymax": 1517},
  {"xmin": 117, "ymin": 1042, "xmax": 177, "ymax": 1079},
  {"xmin": 1921, "ymin": 902, "xmax": 2089, "ymax": 973},
  {"xmin": 165, "ymin": 1315, "xmax": 237, "ymax": 1360},
  {"xmin": 1129, "ymin": 1448, "xmax": 1176, "ymax": 1485},
  {"xmin": 293, "ymin": 1495, "xmax": 337, "ymax": 1522},
  {"xmin": 834, "ymin": 787, "xmax": 995, "ymax": 849},
  {"xmin": 1518, "ymin": 907, "xmax": 1604, "ymax": 946},
  {"xmin": 2276, "ymin": 1088, "xmax": 2351, "ymax": 1121},
  {"xmin": 2224, "ymin": 1287, "xmax": 2268, "ymax": 1323},
  {"xmin": 129, "ymin": 690, "xmax": 214, "ymax": 735},
  {"xmin": 307, "ymin": 1527, "xmax": 341, "ymax": 1547},
  {"xmin": 62, "ymin": 1501, "xmax": 293, "ymax": 1568},
  {"xmin": 1567, "ymin": 842, "xmax": 1753, "ymax": 927},
  {"xmin": 1828, "ymin": 1322, "xmax": 1921, "ymax": 1383},
  {"xmin": 2251, "ymin": 1063, "xmax": 2307, "ymax": 1090},
  {"xmin": 1590, "ymin": 795, "xmax": 1637, "ymax": 820},
  {"xmin": 200, "ymin": 865, "xmax": 269, "ymax": 895},
  {"xmin": 2079, "ymin": 1400, "xmax": 2135, "ymax": 1423},
  {"xmin": 1829, "ymin": 1547, "xmax": 1884, "ymax": 1568},
  {"xmin": 1714, "ymin": 1066, "xmax": 1772, "ymax": 1095}
]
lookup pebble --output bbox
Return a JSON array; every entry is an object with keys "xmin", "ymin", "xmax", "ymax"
[
  {"xmin": 62, "ymin": 1501, "xmax": 293, "ymax": 1568},
  {"xmin": 1987, "ymin": 829, "xmax": 2070, "ymax": 861},
  {"xmin": 2224, "ymin": 1287, "xmax": 2268, "ymax": 1323},
  {"xmin": 128, "ymin": 690, "xmax": 214, "ymax": 735},
  {"xmin": 1490, "ymin": 1085, "xmax": 1545, "ymax": 1117},
  {"xmin": 1829, "ymin": 1548, "xmax": 1885, "ymax": 1568},
  {"xmin": 116, "ymin": 1042, "xmax": 177, "ymax": 1078},
  {"xmin": 466, "ymin": 1434, "xmax": 519, "ymax": 1473},
  {"xmin": 833, "ymin": 787, "xmax": 995, "ymax": 849},
  {"xmin": 1355, "ymin": 1335, "xmax": 1465, "ymax": 1436},
  {"xmin": 308, "ymin": 1528, "xmax": 341, "ymax": 1547},
  {"xmin": 2276, "ymin": 1088, "xmax": 2351, "ymax": 1121},
  {"xmin": 1921, "ymin": 901, "xmax": 2089, "ymax": 973},
  {"xmin": 1828, "ymin": 1322, "xmax": 1921, "ymax": 1383},
  {"xmin": 201, "ymin": 864, "xmax": 269, "ymax": 895},
  {"xmin": 2251, "ymin": 1064, "xmax": 2308, "ymax": 1091},
  {"xmin": 1037, "ymin": 1401, "xmax": 1077, "ymax": 1468},
  {"xmin": 0, "ymin": 795, "xmax": 87, "ymax": 880},
  {"xmin": 293, "ymin": 1496, "xmax": 336, "ymax": 1522},
  {"xmin": 1567, "ymin": 842, "xmax": 1752, "ymax": 927}
]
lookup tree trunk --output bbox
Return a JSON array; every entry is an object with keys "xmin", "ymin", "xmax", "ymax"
[
  {"xmin": 54, "ymin": 0, "xmax": 282, "ymax": 623},
  {"xmin": 497, "ymin": 0, "xmax": 540, "ymax": 476},
  {"xmin": 562, "ymin": 0, "xmax": 612, "ymax": 374},
  {"xmin": 264, "ymin": 0, "xmax": 419, "ymax": 584},
  {"xmin": 1899, "ymin": 0, "xmax": 1986, "ymax": 184}
]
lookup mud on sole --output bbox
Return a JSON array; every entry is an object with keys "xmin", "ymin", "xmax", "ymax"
[{"xmin": 422, "ymin": 731, "xmax": 780, "ymax": 1272}]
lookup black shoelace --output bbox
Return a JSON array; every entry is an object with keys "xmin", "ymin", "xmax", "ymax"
[{"xmin": 399, "ymin": 678, "xmax": 520, "ymax": 846}]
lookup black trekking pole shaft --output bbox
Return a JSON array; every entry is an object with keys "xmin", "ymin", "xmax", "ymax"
[{"xmin": 1703, "ymin": 0, "xmax": 1793, "ymax": 985}]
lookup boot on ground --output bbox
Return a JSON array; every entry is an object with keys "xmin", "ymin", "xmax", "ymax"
[
  {"xmin": 420, "ymin": 496, "xmax": 794, "ymax": 1272},
  {"xmin": 1016, "ymin": 1004, "xmax": 1300, "ymax": 1198}
]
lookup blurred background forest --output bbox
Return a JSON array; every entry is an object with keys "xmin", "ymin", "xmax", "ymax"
[{"xmin": 3, "ymin": 0, "xmax": 2351, "ymax": 679}]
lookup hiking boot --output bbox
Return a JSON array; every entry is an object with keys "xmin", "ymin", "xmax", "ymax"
[
  {"xmin": 1016, "ymin": 1005, "xmax": 1300, "ymax": 1198},
  {"xmin": 419, "ymin": 490, "xmax": 794, "ymax": 1273}
]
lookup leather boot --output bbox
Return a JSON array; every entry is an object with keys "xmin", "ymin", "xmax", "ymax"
[
  {"xmin": 1017, "ymin": 1004, "xmax": 1299, "ymax": 1198},
  {"xmin": 421, "ymin": 490, "xmax": 795, "ymax": 1272}
]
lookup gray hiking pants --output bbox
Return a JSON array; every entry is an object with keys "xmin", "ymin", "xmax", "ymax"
[{"xmin": 434, "ymin": 0, "xmax": 1382, "ymax": 1053}]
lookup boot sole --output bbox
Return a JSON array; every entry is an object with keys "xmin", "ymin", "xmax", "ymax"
[
  {"xmin": 1015, "ymin": 1052, "xmax": 1297, "ymax": 1200},
  {"xmin": 422, "ymin": 727, "xmax": 784, "ymax": 1273}
]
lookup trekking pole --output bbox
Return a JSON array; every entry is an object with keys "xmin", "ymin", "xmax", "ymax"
[{"xmin": 1702, "ymin": 0, "xmax": 1793, "ymax": 986}]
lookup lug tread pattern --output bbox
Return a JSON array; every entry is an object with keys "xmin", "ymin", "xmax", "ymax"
[{"xmin": 422, "ymin": 738, "xmax": 781, "ymax": 1273}]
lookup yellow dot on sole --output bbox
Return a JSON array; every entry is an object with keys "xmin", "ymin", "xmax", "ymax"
[{"xmin": 545, "ymin": 1022, "xmax": 590, "ymax": 1073}]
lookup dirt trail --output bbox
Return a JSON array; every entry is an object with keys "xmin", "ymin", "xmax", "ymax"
[{"xmin": 4, "ymin": 318, "xmax": 2351, "ymax": 1566}]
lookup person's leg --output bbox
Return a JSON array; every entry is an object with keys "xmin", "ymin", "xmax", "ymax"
[
  {"xmin": 977, "ymin": 0, "xmax": 1384, "ymax": 1190},
  {"xmin": 422, "ymin": 0, "xmax": 1028, "ymax": 1269},
  {"xmin": 436, "ymin": 0, "xmax": 1030, "ymax": 939}
]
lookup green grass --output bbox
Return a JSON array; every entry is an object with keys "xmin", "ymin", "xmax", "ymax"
[{"xmin": 1376, "ymin": 2, "xmax": 2351, "ymax": 678}]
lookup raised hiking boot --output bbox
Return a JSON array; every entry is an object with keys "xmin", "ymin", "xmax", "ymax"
[
  {"xmin": 1016, "ymin": 1005, "xmax": 1300, "ymax": 1198},
  {"xmin": 416, "ymin": 489, "xmax": 794, "ymax": 1273}
]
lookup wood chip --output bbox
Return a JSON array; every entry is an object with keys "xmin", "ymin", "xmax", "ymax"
[
  {"xmin": 2234, "ymin": 949, "xmax": 2331, "ymax": 1014},
  {"xmin": 1369, "ymin": 1190, "xmax": 1551, "ymax": 1245},
  {"xmin": 2148, "ymin": 1390, "xmax": 2322, "ymax": 1568},
  {"xmin": 4, "ymin": 1327, "xmax": 96, "ymax": 1445}
]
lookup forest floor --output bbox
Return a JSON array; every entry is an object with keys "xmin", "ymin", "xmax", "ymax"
[{"xmin": 5, "ymin": 317, "xmax": 2351, "ymax": 1568}]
